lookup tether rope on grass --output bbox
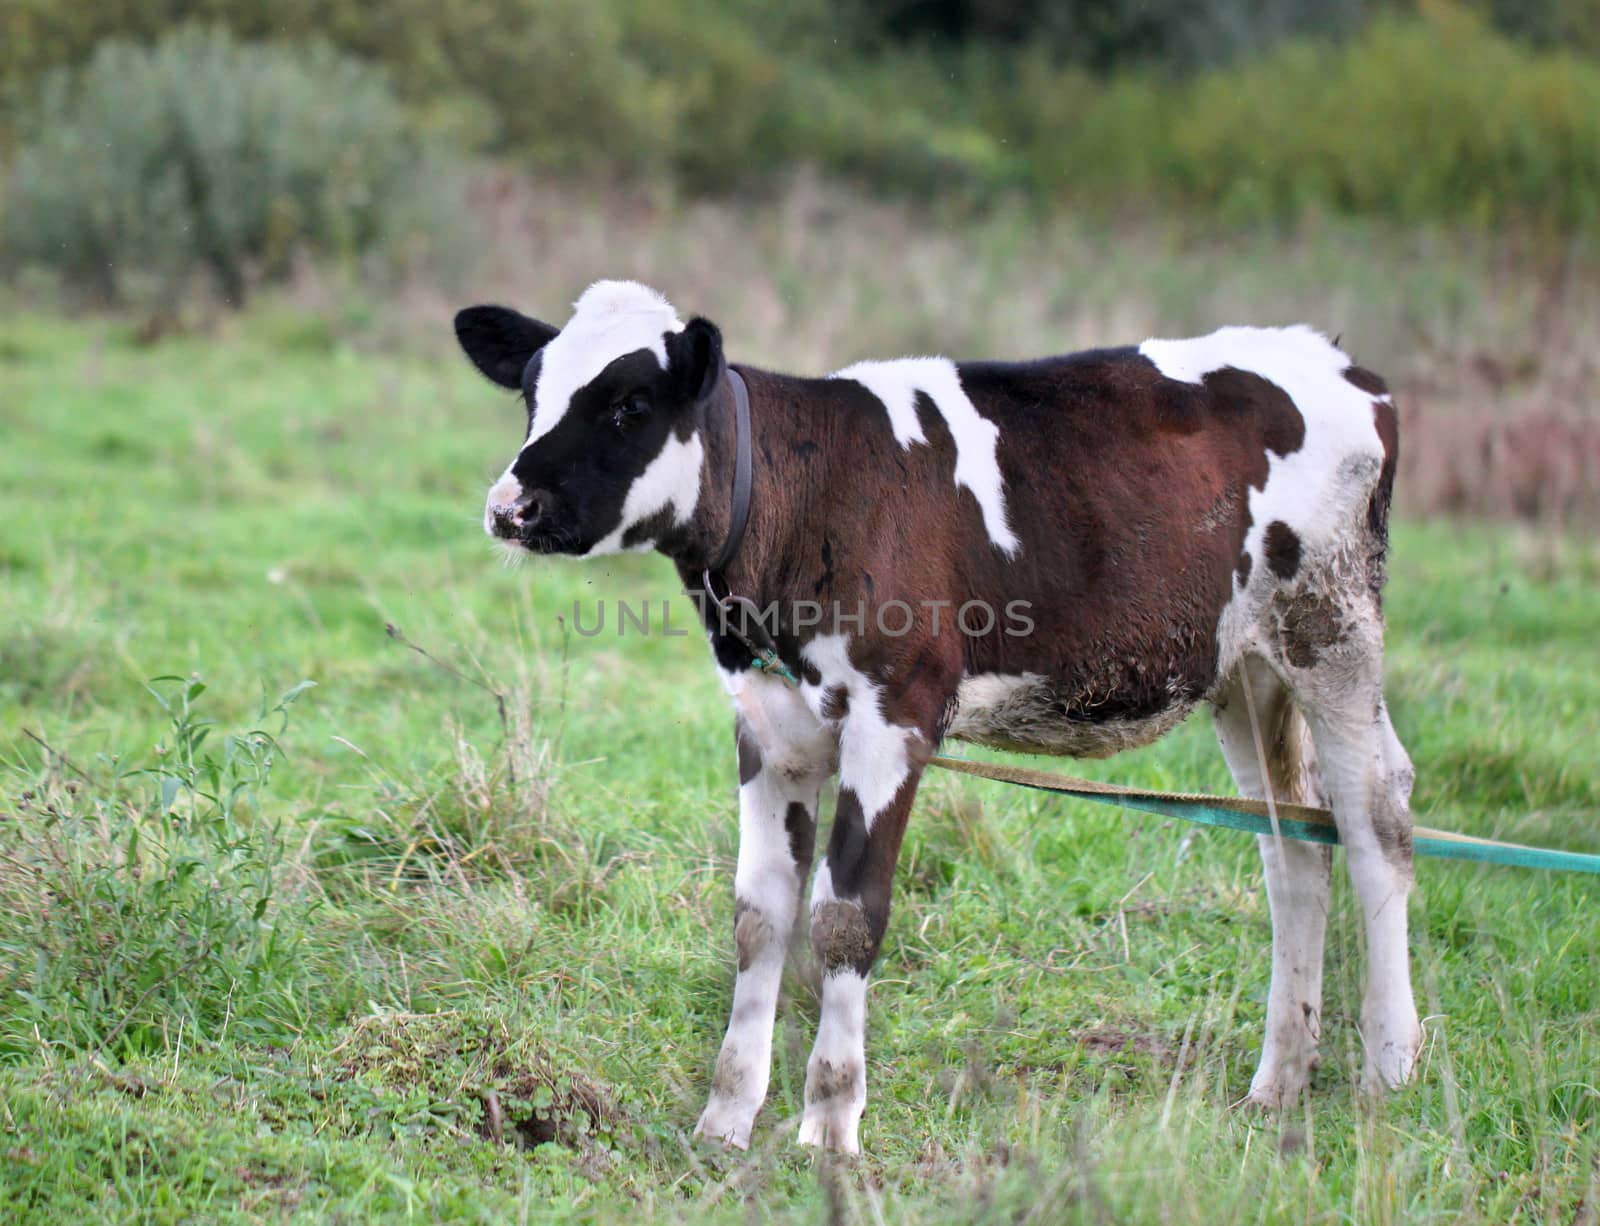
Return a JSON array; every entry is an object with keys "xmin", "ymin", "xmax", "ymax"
[{"xmin": 927, "ymin": 754, "xmax": 1600, "ymax": 874}]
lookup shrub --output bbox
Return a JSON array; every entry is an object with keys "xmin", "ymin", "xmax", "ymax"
[
  {"xmin": 2, "ymin": 26, "xmax": 457, "ymax": 306},
  {"xmin": 5, "ymin": 4, "xmax": 1600, "ymax": 241},
  {"xmin": 0, "ymin": 677, "xmax": 316, "ymax": 1059},
  {"xmin": 993, "ymin": 5, "xmax": 1600, "ymax": 229}
]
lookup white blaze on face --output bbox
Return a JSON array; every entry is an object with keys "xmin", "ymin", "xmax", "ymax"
[
  {"xmin": 526, "ymin": 279, "xmax": 683, "ymax": 449},
  {"xmin": 830, "ymin": 357, "xmax": 1019, "ymax": 556},
  {"xmin": 486, "ymin": 279, "xmax": 709, "ymax": 556}
]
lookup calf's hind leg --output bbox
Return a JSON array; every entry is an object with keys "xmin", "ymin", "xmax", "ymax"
[
  {"xmin": 1300, "ymin": 681, "xmax": 1422, "ymax": 1093},
  {"xmin": 1279, "ymin": 591, "xmax": 1422, "ymax": 1094},
  {"xmin": 1213, "ymin": 660, "xmax": 1333, "ymax": 1107}
]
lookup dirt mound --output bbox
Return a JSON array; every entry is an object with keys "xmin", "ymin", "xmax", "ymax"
[{"xmin": 330, "ymin": 1010, "xmax": 624, "ymax": 1151}]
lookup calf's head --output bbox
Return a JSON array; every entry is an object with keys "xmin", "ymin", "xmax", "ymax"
[{"xmin": 455, "ymin": 280, "xmax": 723, "ymax": 556}]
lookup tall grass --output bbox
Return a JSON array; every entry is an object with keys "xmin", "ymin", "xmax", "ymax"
[
  {"xmin": 291, "ymin": 170, "xmax": 1600, "ymax": 522},
  {"xmin": 1, "ymin": 296, "xmax": 1598, "ymax": 1218}
]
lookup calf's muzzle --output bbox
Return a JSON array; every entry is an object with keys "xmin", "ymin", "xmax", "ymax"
[{"xmin": 487, "ymin": 488, "xmax": 550, "ymax": 540}]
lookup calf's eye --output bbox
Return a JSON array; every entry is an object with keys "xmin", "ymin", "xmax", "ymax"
[{"xmin": 611, "ymin": 392, "xmax": 650, "ymax": 426}]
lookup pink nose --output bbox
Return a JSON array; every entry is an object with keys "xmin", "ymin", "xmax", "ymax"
[{"xmin": 489, "ymin": 491, "xmax": 547, "ymax": 538}]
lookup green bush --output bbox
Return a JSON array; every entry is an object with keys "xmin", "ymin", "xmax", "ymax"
[
  {"xmin": 991, "ymin": 5, "xmax": 1600, "ymax": 228},
  {"xmin": 0, "ymin": 677, "xmax": 316, "ymax": 1059},
  {"xmin": 2, "ymin": 26, "xmax": 457, "ymax": 305},
  {"xmin": 4, "ymin": 3, "xmax": 1599, "ymax": 241}
]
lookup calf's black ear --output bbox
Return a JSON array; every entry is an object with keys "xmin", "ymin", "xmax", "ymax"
[
  {"xmin": 668, "ymin": 317, "xmax": 724, "ymax": 404},
  {"xmin": 454, "ymin": 305, "xmax": 560, "ymax": 389}
]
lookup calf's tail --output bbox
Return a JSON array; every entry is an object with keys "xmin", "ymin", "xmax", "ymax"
[{"xmin": 1267, "ymin": 702, "xmax": 1325, "ymax": 810}]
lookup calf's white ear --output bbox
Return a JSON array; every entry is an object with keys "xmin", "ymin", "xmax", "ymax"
[
  {"xmin": 669, "ymin": 317, "xmax": 724, "ymax": 403},
  {"xmin": 454, "ymin": 305, "xmax": 560, "ymax": 390}
]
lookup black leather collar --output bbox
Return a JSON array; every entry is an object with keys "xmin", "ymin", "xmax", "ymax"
[{"xmin": 699, "ymin": 367, "xmax": 798, "ymax": 681}]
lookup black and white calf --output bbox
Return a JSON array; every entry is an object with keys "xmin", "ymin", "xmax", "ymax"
[{"xmin": 455, "ymin": 280, "xmax": 1420, "ymax": 1154}]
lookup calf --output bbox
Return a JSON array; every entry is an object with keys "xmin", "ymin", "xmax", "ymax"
[{"xmin": 455, "ymin": 280, "xmax": 1421, "ymax": 1154}]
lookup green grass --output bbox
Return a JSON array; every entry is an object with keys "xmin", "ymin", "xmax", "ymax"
[{"xmin": 2, "ymin": 309, "xmax": 1598, "ymax": 1223}]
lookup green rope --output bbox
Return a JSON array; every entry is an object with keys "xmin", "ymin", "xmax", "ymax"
[{"xmin": 928, "ymin": 754, "xmax": 1600, "ymax": 875}]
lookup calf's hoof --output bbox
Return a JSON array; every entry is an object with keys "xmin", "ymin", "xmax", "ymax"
[
  {"xmin": 1246, "ymin": 1040, "xmax": 1319, "ymax": 1109},
  {"xmin": 796, "ymin": 1103, "xmax": 862, "ymax": 1154},
  {"xmin": 798, "ymin": 1057, "xmax": 864, "ymax": 1153},
  {"xmin": 693, "ymin": 1099, "xmax": 757, "ymax": 1150},
  {"xmin": 1360, "ymin": 1016, "xmax": 1422, "ymax": 1095},
  {"xmin": 1245, "ymin": 1065, "xmax": 1313, "ymax": 1111}
]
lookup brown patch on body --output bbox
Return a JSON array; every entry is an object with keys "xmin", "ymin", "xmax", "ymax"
[
  {"xmin": 733, "ymin": 900, "xmax": 774, "ymax": 971},
  {"xmin": 1342, "ymin": 365, "xmax": 1389, "ymax": 396},
  {"xmin": 810, "ymin": 899, "xmax": 874, "ymax": 973},
  {"xmin": 1275, "ymin": 591, "xmax": 1346, "ymax": 669},
  {"xmin": 1201, "ymin": 367, "xmax": 1306, "ymax": 459},
  {"xmin": 784, "ymin": 801, "xmax": 816, "ymax": 875},
  {"xmin": 820, "ymin": 684, "xmax": 849, "ymax": 722},
  {"xmin": 736, "ymin": 720, "xmax": 762, "ymax": 785},
  {"xmin": 687, "ymin": 352, "xmax": 1316, "ymax": 746},
  {"xmin": 1235, "ymin": 551, "xmax": 1253, "ymax": 586},
  {"xmin": 792, "ymin": 354, "xmax": 1318, "ymax": 735},
  {"xmin": 1263, "ymin": 521, "xmax": 1302, "ymax": 579}
]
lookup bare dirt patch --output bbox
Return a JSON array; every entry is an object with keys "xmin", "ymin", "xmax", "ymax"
[{"xmin": 330, "ymin": 1011, "xmax": 625, "ymax": 1153}]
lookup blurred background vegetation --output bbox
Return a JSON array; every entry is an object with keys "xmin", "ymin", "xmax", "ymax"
[
  {"xmin": 2, "ymin": 0, "xmax": 1598, "ymax": 514},
  {"xmin": 6, "ymin": 0, "xmax": 1600, "ymax": 229}
]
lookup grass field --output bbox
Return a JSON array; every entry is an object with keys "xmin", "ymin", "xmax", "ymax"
[{"xmin": 2, "ymin": 295, "xmax": 1599, "ymax": 1222}]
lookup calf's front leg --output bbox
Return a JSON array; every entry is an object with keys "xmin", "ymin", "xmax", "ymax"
[
  {"xmin": 799, "ymin": 705, "xmax": 935, "ymax": 1153},
  {"xmin": 694, "ymin": 714, "xmax": 826, "ymax": 1148}
]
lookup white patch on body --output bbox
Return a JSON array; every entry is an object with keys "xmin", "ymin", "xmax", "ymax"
[
  {"xmin": 831, "ymin": 357, "xmax": 1019, "ymax": 555},
  {"xmin": 797, "ymin": 969, "xmax": 868, "ymax": 1153},
  {"xmin": 799, "ymin": 634, "xmax": 919, "ymax": 826},
  {"xmin": 720, "ymin": 667, "xmax": 838, "ymax": 782},
  {"xmin": 1137, "ymin": 326, "xmax": 1386, "ymax": 604},
  {"xmin": 526, "ymin": 280, "xmax": 682, "ymax": 449}
]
